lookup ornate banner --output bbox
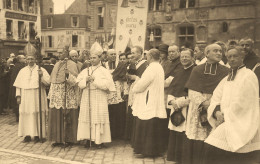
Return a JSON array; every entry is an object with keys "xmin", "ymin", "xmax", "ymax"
[{"xmin": 115, "ymin": 0, "xmax": 148, "ymax": 56}]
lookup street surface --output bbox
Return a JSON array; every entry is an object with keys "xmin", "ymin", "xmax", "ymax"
[{"xmin": 0, "ymin": 110, "xmax": 173, "ymax": 164}]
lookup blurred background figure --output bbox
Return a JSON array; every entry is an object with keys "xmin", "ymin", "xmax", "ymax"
[
  {"xmin": 8, "ymin": 55, "xmax": 26, "ymax": 121},
  {"xmin": 215, "ymin": 41, "xmax": 228, "ymax": 64},
  {"xmin": 42, "ymin": 57, "xmax": 53, "ymax": 75},
  {"xmin": 0, "ymin": 59, "xmax": 9, "ymax": 115},
  {"xmin": 239, "ymin": 38, "xmax": 260, "ymax": 70},
  {"xmin": 194, "ymin": 44, "xmax": 206, "ymax": 65},
  {"xmin": 69, "ymin": 50, "xmax": 83, "ymax": 72},
  {"xmin": 80, "ymin": 50, "xmax": 91, "ymax": 71}
]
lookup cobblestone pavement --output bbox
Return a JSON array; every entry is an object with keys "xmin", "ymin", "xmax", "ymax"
[
  {"xmin": 0, "ymin": 110, "xmax": 174, "ymax": 164},
  {"xmin": 0, "ymin": 150, "xmax": 68, "ymax": 164}
]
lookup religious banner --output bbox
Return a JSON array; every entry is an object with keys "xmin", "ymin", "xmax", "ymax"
[{"xmin": 115, "ymin": 0, "xmax": 148, "ymax": 56}]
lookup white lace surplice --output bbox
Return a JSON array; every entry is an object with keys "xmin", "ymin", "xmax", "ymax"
[
  {"xmin": 185, "ymin": 89, "xmax": 212, "ymax": 140},
  {"xmin": 48, "ymin": 74, "xmax": 79, "ymax": 109}
]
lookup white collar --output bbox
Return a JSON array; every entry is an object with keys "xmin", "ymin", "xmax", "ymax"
[{"xmin": 136, "ymin": 60, "xmax": 146, "ymax": 69}]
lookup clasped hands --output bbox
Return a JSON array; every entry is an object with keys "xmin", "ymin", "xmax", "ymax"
[
  {"xmin": 169, "ymin": 99, "xmax": 179, "ymax": 111},
  {"xmin": 215, "ymin": 111, "xmax": 224, "ymax": 126},
  {"xmin": 126, "ymin": 73, "xmax": 137, "ymax": 81},
  {"xmin": 16, "ymin": 96, "xmax": 21, "ymax": 104},
  {"xmin": 38, "ymin": 69, "xmax": 43, "ymax": 77},
  {"xmin": 86, "ymin": 75, "xmax": 95, "ymax": 84}
]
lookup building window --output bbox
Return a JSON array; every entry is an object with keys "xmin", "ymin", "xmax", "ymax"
[
  {"xmin": 28, "ymin": 0, "xmax": 35, "ymax": 13},
  {"xmin": 72, "ymin": 35, "xmax": 78, "ymax": 47},
  {"xmin": 222, "ymin": 22, "xmax": 228, "ymax": 32},
  {"xmin": 148, "ymin": 27, "xmax": 162, "ymax": 41},
  {"xmin": 180, "ymin": 0, "xmax": 195, "ymax": 8},
  {"xmin": 34, "ymin": 0, "xmax": 38, "ymax": 14},
  {"xmin": 48, "ymin": 36, "xmax": 53, "ymax": 47},
  {"xmin": 3, "ymin": 0, "xmax": 12, "ymax": 9},
  {"xmin": 97, "ymin": 7, "xmax": 104, "ymax": 28},
  {"xmin": 18, "ymin": 21, "xmax": 25, "ymax": 39},
  {"xmin": 149, "ymin": 0, "xmax": 163, "ymax": 11},
  {"xmin": 24, "ymin": 0, "xmax": 28, "ymax": 12},
  {"xmin": 47, "ymin": 53, "xmax": 53, "ymax": 57},
  {"xmin": 50, "ymin": 8, "xmax": 53, "ymax": 13},
  {"xmin": 6, "ymin": 20, "xmax": 13, "ymax": 39},
  {"xmin": 197, "ymin": 26, "xmax": 207, "ymax": 41},
  {"xmin": 18, "ymin": 0, "xmax": 23, "ymax": 11},
  {"xmin": 13, "ymin": 0, "xmax": 18, "ymax": 10},
  {"xmin": 71, "ymin": 16, "xmax": 79, "ymax": 27},
  {"xmin": 47, "ymin": 17, "xmax": 52, "ymax": 28},
  {"xmin": 29, "ymin": 22, "xmax": 36, "ymax": 40},
  {"xmin": 178, "ymin": 26, "xmax": 195, "ymax": 48}
]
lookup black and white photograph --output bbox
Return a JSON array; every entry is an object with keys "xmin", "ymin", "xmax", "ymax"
[{"xmin": 0, "ymin": 0, "xmax": 260, "ymax": 163}]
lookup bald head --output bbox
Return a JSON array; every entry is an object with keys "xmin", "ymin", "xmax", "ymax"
[
  {"xmin": 205, "ymin": 44, "xmax": 223, "ymax": 64},
  {"xmin": 107, "ymin": 49, "xmax": 116, "ymax": 62},
  {"xmin": 17, "ymin": 55, "xmax": 26, "ymax": 63},
  {"xmin": 204, "ymin": 44, "xmax": 221, "ymax": 55},
  {"xmin": 168, "ymin": 45, "xmax": 180, "ymax": 61},
  {"xmin": 69, "ymin": 50, "xmax": 79, "ymax": 62},
  {"xmin": 10, "ymin": 53, "xmax": 15, "ymax": 58},
  {"xmin": 239, "ymin": 38, "xmax": 254, "ymax": 55}
]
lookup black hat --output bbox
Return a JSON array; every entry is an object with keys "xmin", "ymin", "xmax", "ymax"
[
  {"xmin": 43, "ymin": 57, "xmax": 50, "ymax": 60},
  {"xmin": 158, "ymin": 44, "xmax": 169, "ymax": 55}
]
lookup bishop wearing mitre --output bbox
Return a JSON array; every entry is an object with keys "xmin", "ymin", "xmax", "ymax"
[{"xmin": 14, "ymin": 43, "xmax": 50, "ymax": 143}]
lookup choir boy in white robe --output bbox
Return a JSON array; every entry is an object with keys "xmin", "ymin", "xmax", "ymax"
[
  {"xmin": 77, "ymin": 42, "xmax": 116, "ymax": 148},
  {"xmin": 14, "ymin": 43, "xmax": 50, "ymax": 143},
  {"xmin": 131, "ymin": 49, "xmax": 167, "ymax": 157},
  {"xmin": 202, "ymin": 46, "xmax": 260, "ymax": 164}
]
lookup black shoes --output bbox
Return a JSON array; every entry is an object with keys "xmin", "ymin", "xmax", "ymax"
[
  {"xmin": 23, "ymin": 136, "xmax": 45, "ymax": 143},
  {"xmin": 51, "ymin": 143, "xmax": 63, "ymax": 147},
  {"xmin": 23, "ymin": 136, "xmax": 31, "ymax": 143},
  {"xmin": 84, "ymin": 142, "xmax": 106, "ymax": 149},
  {"xmin": 34, "ymin": 136, "xmax": 40, "ymax": 143},
  {"xmin": 84, "ymin": 140, "xmax": 95, "ymax": 148},
  {"xmin": 96, "ymin": 143, "xmax": 106, "ymax": 149},
  {"xmin": 51, "ymin": 142, "xmax": 73, "ymax": 148}
]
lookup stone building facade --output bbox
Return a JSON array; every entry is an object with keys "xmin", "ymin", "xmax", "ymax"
[
  {"xmin": 88, "ymin": 0, "xmax": 117, "ymax": 50},
  {"xmin": 41, "ymin": 0, "xmax": 90, "ymax": 57},
  {"xmin": 0, "ymin": 0, "xmax": 41, "ymax": 58},
  {"xmin": 145, "ymin": 0, "xmax": 260, "ymax": 51},
  {"xmin": 40, "ymin": 0, "xmax": 53, "ymax": 15}
]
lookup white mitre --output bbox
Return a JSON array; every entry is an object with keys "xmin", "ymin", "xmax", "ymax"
[
  {"xmin": 90, "ymin": 42, "xmax": 103, "ymax": 56},
  {"xmin": 107, "ymin": 49, "xmax": 116, "ymax": 55}
]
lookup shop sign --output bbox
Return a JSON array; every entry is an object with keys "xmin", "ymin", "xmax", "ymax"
[{"xmin": 5, "ymin": 11, "xmax": 37, "ymax": 21}]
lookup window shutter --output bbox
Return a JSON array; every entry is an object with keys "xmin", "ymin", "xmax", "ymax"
[
  {"xmin": 45, "ymin": 36, "xmax": 48, "ymax": 48},
  {"xmin": 78, "ymin": 35, "xmax": 82, "ymax": 48},
  {"xmin": 24, "ymin": 0, "xmax": 28, "ymax": 12},
  {"xmin": 3, "ymin": 0, "xmax": 6, "ymax": 9},
  {"xmin": 13, "ymin": 0, "xmax": 18, "ymax": 10},
  {"xmin": 34, "ymin": 0, "xmax": 38, "ymax": 14},
  {"xmin": 52, "ymin": 36, "xmax": 55, "ymax": 48},
  {"xmin": 41, "ymin": 36, "xmax": 44, "ymax": 48}
]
